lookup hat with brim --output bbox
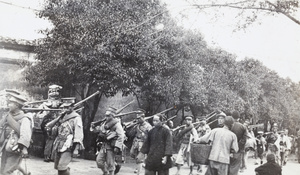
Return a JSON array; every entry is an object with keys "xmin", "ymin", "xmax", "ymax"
[
  {"xmin": 136, "ymin": 108, "xmax": 146, "ymax": 114},
  {"xmin": 60, "ymin": 97, "xmax": 76, "ymax": 108},
  {"xmin": 7, "ymin": 93, "xmax": 27, "ymax": 106},
  {"xmin": 105, "ymin": 106, "xmax": 117, "ymax": 115},
  {"xmin": 185, "ymin": 116, "xmax": 193, "ymax": 121},
  {"xmin": 217, "ymin": 112, "xmax": 226, "ymax": 118},
  {"xmin": 199, "ymin": 120, "xmax": 206, "ymax": 125},
  {"xmin": 49, "ymin": 84, "xmax": 62, "ymax": 90},
  {"xmin": 257, "ymin": 131, "xmax": 264, "ymax": 134}
]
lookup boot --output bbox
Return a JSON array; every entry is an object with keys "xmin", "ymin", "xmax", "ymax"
[
  {"xmin": 58, "ymin": 167, "xmax": 70, "ymax": 175},
  {"xmin": 114, "ymin": 163, "xmax": 121, "ymax": 174}
]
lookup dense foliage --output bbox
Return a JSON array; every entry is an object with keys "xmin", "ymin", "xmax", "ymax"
[{"xmin": 23, "ymin": 0, "xmax": 300, "ymax": 151}]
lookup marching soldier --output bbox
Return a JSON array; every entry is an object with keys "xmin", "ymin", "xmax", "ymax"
[
  {"xmin": 40, "ymin": 84, "xmax": 63, "ymax": 162},
  {"xmin": 45, "ymin": 97, "xmax": 84, "ymax": 175},
  {"xmin": 275, "ymin": 130, "xmax": 291, "ymax": 166},
  {"xmin": 129, "ymin": 109, "xmax": 152, "ymax": 175},
  {"xmin": 92, "ymin": 107, "xmax": 125, "ymax": 175},
  {"xmin": 266, "ymin": 123, "xmax": 279, "ymax": 161},
  {"xmin": 174, "ymin": 115, "xmax": 198, "ymax": 175},
  {"xmin": 0, "ymin": 90, "xmax": 32, "ymax": 175}
]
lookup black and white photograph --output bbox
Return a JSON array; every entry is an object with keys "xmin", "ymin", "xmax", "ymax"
[{"xmin": 0, "ymin": 0, "xmax": 300, "ymax": 175}]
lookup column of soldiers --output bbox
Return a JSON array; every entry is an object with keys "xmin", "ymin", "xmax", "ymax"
[
  {"xmin": 0, "ymin": 86, "xmax": 86, "ymax": 175},
  {"xmin": 1, "ymin": 87, "xmax": 296, "ymax": 175}
]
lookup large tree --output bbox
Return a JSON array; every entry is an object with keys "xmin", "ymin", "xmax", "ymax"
[
  {"xmin": 24, "ymin": 0, "xmax": 201, "ymax": 152},
  {"xmin": 24, "ymin": 0, "xmax": 300, "ymax": 154}
]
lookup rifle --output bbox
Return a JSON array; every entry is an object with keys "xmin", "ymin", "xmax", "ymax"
[
  {"xmin": 90, "ymin": 101, "xmax": 136, "ymax": 128},
  {"xmin": 171, "ymin": 115, "xmax": 218, "ymax": 132},
  {"xmin": 0, "ymin": 106, "xmax": 9, "ymax": 111},
  {"xmin": 22, "ymin": 91, "xmax": 100, "ymax": 112},
  {"xmin": 123, "ymin": 120, "xmax": 138, "ymax": 128},
  {"xmin": 73, "ymin": 91, "xmax": 100, "ymax": 108},
  {"xmin": 116, "ymin": 100, "xmax": 134, "ymax": 114},
  {"xmin": 166, "ymin": 115, "xmax": 177, "ymax": 121},
  {"xmin": 25, "ymin": 100, "xmax": 48, "ymax": 105},
  {"xmin": 248, "ymin": 123, "xmax": 264, "ymax": 130},
  {"xmin": 144, "ymin": 106, "xmax": 175, "ymax": 120},
  {"xmin": 115, "ymin": 110, "xmax": 140, "ymax": 117},
  {"xmin": 22, "ymin": 108, "xmax": 62, "ymax": 112},
  {"xmin": 205, "ymin": 111, "xmax": 218, "ymax": 121},
  {"xmin": 124, "ymin": 109, "xmax": 177, "ymax": 130}
]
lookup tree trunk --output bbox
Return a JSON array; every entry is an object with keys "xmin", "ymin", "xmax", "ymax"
[{"xmin": 81, "ymin": 88, "xmax": 102, "ymax": 159}]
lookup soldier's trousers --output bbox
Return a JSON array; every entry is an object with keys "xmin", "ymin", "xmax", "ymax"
[
  {"xmin": 1, "ymin": 149, "xmax": 22, "ymax": 175},
  {"xmin": 229, "ymin": 152, "xmax": 243, "ymax": 175},
  {"xmin": 96, "ymin": 148, "xmax": 116, "ymax": 174}
]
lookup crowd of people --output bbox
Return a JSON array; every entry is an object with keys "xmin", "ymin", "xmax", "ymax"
[{"xmin": 0, "ymin": 85, "xmax": 299, "ymax": 175}]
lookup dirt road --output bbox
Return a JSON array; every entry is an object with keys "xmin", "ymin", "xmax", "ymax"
[{"xmin": 14, "ymin": 154, "xmax": 300, "ymax": 175}]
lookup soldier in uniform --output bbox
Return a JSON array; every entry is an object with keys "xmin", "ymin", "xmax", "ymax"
[
  {"xmin": 129, "ymin": 109, "xmax": 152, "ymax": 175},
  {"xmin": 40, "ymin": 84, "xmax": 62, "ymax": 162},
  {"xmin": 93, "ymin": 107, "xmax": 125, "ymax": 175},
  {"xmin": 0, "ymin": 90, "xmax": 32, "ymax": 175},
  {"xmin": 266, "ymin": 123, "xmax": 279, "ymax": 161},
  {"xmin": 174, "ymin": 115, "xmax": 198, "ymax": 175},
  {"xmin": 275, "ymin": 130, "xmax": 291, "ymax": 166},
  {"xmin": 45, "ymin": 97, "xmax": 84, "ymax": 175},
  {"xmin": 195, "ymin": 116, "xmax": 211, "ymax": 173}
]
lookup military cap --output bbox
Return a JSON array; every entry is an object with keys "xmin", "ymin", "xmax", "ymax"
[
  {"xmin": 136, "ymin": 108, "xmax": 146, "ymax": 119},
  {"xmin": 184, "ymin": 115, "xmax": 193, "ymax": 121},
  {"xmin": 7, "ymin": 93, "xmax": 27, "ymax": 106},
  {"xmin": 199, "ymin": 120, "xmax": 206, "ymax": 125},
  {"xmin": 60, "ymin": 97, "xmax": 76, "ymax": 107},
  {"xmin": 217, "ymin": 111, "xmax": 226, "ymax": 118},
  {"xmin": 49, "ymin": 84, "xmax": 62, "ymax": 90},
  {"xmin": 105, "ymin": 106, "xmax": 117, "ymax": 115},
  {"xmin": 136, "ymin": 108, "xmax": 146, "ymax": 114},
  {"xmin": 257, "ymin": 131, "xmax": 264, "ymax": 134}
]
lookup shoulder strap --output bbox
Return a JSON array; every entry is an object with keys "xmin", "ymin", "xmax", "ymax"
[
  {"xmin": 61, "ymin": 112, "xmax": 79, "ymax": 123},
  {"xmin": 6, "ymin": 113, "xmax": 22, "ymax": 136}
]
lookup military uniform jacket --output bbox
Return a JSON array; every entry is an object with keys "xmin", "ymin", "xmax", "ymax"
[
  {"xmin": 98, "ymin": 118, "xmax": 125, "ymax": 150},
  {"xmin": 0, "ymin": 111, "xmax": 32, "ymax": 149},
  {"xmin": 52, "ymin": 111, "xmax": 84, "ymax": 153},
  {"xmin": 134, "ymin": 121, "xmax": 152, "ymax": 141}
]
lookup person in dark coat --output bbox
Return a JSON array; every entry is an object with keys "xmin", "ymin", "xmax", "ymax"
[
  {"xmin": 255, "ymin": 153, "xmax": 282, "ymax": 175},
  {"xmin": 229, "ymin": 111, "xmax": 248, "ymax": 175},
  {"xmin": 139, "ymin": 114, "xmax": 173, "ymax": 175}
]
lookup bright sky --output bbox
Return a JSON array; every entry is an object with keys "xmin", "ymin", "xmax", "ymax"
[
  {"xmin": 162, "ymin": 0, "xmax": 300, "ymax": 82},
  {"xmin": 0, "ymin": 0, "xmax": 299, "ymax": 82}
]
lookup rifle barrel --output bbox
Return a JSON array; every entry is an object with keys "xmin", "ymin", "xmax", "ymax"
[
  {"xmin": 115, "ymin": 111, "xmax": 139, "ymax": 117},
  {"xmin": 22, "ymin": 108, "xmax": 62, "ymax": 111},
  {"xmin": 26, "ymin": 100, "xmax": 48, "ymax": 104},
  {"xmin": 166, "ymin": 115, "xmax": 177, "ymax": 121},
  {"xmin": 207, "ymin": 118, "xmax": 218, "ymax": 125},
  {"xmin": 116, "ymin": 100, "xmax": 134, "ymax": 114},
  {"xmin": 206, "ymin": 112, "xmax": 217, "ymax": 121},
  {"xmin": 145, "ymin": 107, "xmax": 175, "ymax": 120},
  {"xmin": 74, "ymin": 91, "xmax": 100, "ymax": 107}
]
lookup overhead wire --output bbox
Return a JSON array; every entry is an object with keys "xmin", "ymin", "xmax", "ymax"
[{"xmin": 0, "ymin": 0, "xmax": 39, "ymax": 12}]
